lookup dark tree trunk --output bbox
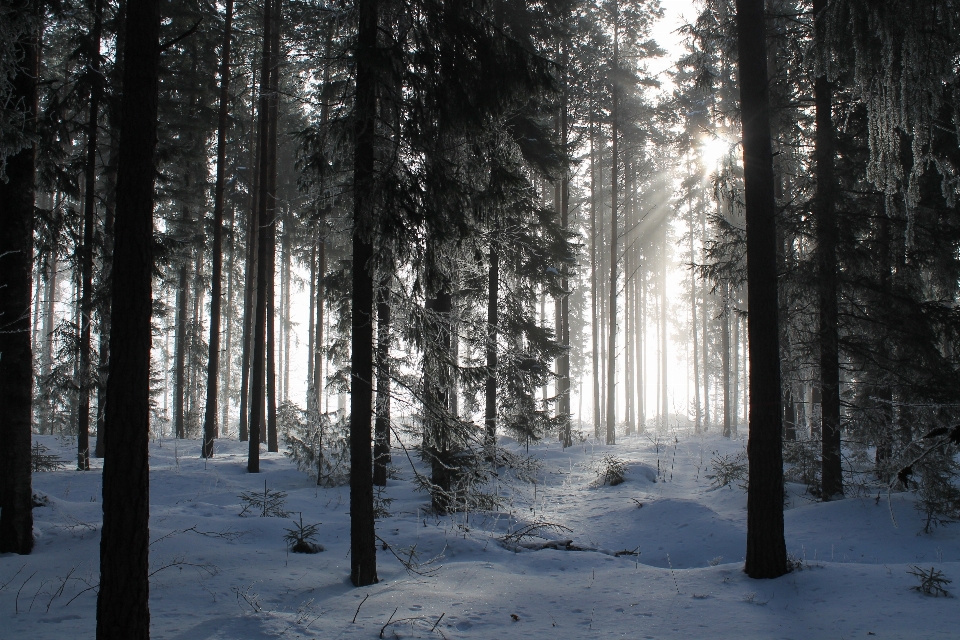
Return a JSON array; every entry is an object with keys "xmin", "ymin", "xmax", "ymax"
[
  {"xmin": 558, "ymin": 41, "xmax": 571, "ymax": 448},
  {"xmin": 238, "ymin": 59, "xmax": 260, "ymax": 443},
  {"xmin": 722, "ymin": 284, "xmax": 731, "ymax": 438},
  {"xmin": 265, "ymin": 0, "xmax": 281, "ymax": 454},
  {"xmin": 691, "ymin": 203, "xmax": 701, "ymax": 434},
  {"xmin": 94, "ymin": 0, "xmax": 161, "ymax": 629},
  {"xmin": 606, "ymin": 17, "xmax": 619, "ymax": 446},
  {"xmin": 314, "ymin": 239, "xmax": 325, "ymax": 413},
  {"xmin": 484, "ymin": 245, "xmax": 499, "ymax": 453},
  {"xmin": 248, "ymin": 0, "xmax": 275, "ymax": 472},
  {"xmin": 94, "ymin": 0, "xmax": 125, "ymax": 459},
  {"xmin": 814, "ymin": 0, "xmax": 842, "ymax": 501},
  {"xmin": 373, "ymin": 275, "xmax": 391, "ymax": 487},
  {"xmin": 589, "ymin": 115, "xmax": 601, "ymax": 438},
  {"xmin": 0, "ymin": 4, "xmax": 38, "ymax": 556},
  {"xmin": 425, "ymin": 274, "xmax": 453, "ymax": 513},
  {"xmin": 735, "ymin": 0, "xmax": 788, "ymax": 580},
  {"xmin": 222, "ymin": 206, "xmax": 235, "ymax": 435},
  {"xmin": 77, "ymin": 0, "xmax": 104, "ymax": 470},
  {"xmin": 202, "ymin": 0, "xmax": 235, "ymax": 458},
  {"xmin": 350, "ymin": 0, "xmax": 379, "ymax": 587},
  {"xmin": 173, "ymin": 243, "xmax": 189, "ymax": 439}
]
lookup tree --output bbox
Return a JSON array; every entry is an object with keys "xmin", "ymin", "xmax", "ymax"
[
  {"xmin": 734, "ymin": 0, "xmax": 787, "ymax": 579},
  {"xmin": 95, "ymin": 0, "xmax": 162, "ymax": 632},
  {"xmin": 349, "ymin": 0, "xmax": 379, "ymax": 588},
  {"xmin": 813, "ymin": 0, "xmax": 841, "ymax": 500},
  {"xmin": 202, "ymin": 0, "xmax": 236, "ymax": 458},
  {"xmin": 0, "ymin": 0, "xmax": 38, "ymax": 556}
]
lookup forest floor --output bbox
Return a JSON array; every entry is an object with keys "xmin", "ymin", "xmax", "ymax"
[{"xmin": 4, "ymin": 429, "xmax": 959, "ymax": 639}]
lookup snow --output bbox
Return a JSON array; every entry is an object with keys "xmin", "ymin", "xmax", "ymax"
[{"xmin": 4, "ymin": 431, "xmax": 959, "ymax": 639}]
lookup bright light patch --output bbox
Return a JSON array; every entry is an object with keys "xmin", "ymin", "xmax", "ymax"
[{"xmin": 700, "ymin": 135, "xmax": 732, "ymax": 171}]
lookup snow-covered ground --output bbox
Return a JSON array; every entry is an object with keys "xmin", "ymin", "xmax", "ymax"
[{"xmin": 4, "ymin": 430, "xmax": 959, "ymax": 639}]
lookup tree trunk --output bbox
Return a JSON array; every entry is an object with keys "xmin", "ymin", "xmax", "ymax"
[
  {"xmin": 690, "ymin": 203, "xmax": 701, "ymax": 433},
  {"xmin": 659, "ymin": 222, "xmax": 668, "ymax": 428},
  {"xmin": 589, "ymin": 115, "xmax": 601, "ymax": 438},
  {"xmin": 735, "ymin": 0, "xmax": 787, "ymax": 579},
  {"xmin": 606, "ymin": 14, "xmax": 619, "ymax": 446},
  {"xmin": 485, "ymin": 245, "xmax": 499, "ymax": 452},
  {"xmin": 202, "ymin": 0, "xmax": 235, "ymax": 457},
  {"xmin": 222, "ymin": 205, "xmax": 235, "ymax": 436},
  {"xmin": 350, "ymin": 0, "xmax": 379, "ymax": 587},
  {"xmin": 95, "ymin": 0, "xmax": 161, "ymax": 628},
  {"xmin": 374, "ymin": 274, "xmax": 392, "ymax": 486},
  {"xmin": 558, "ymin": 48, "xmax": 571, "ymax": 447},
  {"xmin": 0, "ymin": 3, "xmax": 37, "ymax": 555},
  {"xmin": 248, "ymin": 0, "xmax": 275, "ymax": 472},
  {"xmin": 173, "ymin": 240, "xmax": 189, "ymax": 439},
  {"xmin": 722, "ymin": 284, "xmax": 731, "ymax": 438},
  {"xmin": 814, "ymin": 0, "xmax": 842, "ymax": 501},
  {"xmin": 77, "ymin": 0, "xmax": 104, "ymax": 470},
  {"xmin": 265, "ymin": 0, "xmax": 282, "ymax": 454},
  {"xmin": 314, "ymin": 238, "xmax": 325, "ymax": 413}
]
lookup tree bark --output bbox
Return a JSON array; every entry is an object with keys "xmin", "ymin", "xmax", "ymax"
[
  {"xmin": 202, "ymin": 0, "xmax": 235, "ymax": 457},
  {"xmin": 248, "ymin": 0, "xmax": 275, "ymax": 472},
  {"xmin": 374, "ymin": 274, "xmax": 392, "ymax": 486},
  {"xmin": 606, "ymin": 13, "xmax": 619, "ymax": 446},
  {"xmin": 814, "ymin": 0, "xmax": 842, "ymax": 501},
  {"xmin": 350, "ymin": 0, "xmax": 379, "ymax": 587},
  {"xmin": 173, "ymin": 234, "xmax": 189, "ymax": 439},
  {"xmin": 0, "ymin": 3, "xmax": 38, "ymax": 556},
  {"xmin": 735, "ymin": 0, "xmax": 788, "ymax": 579},
  {"xmin": 77, "ymin": 0, "xmax": 104, "ymax": 470},
  {"xmin": 95, "ymin": 0, "xmax": 161, "ymax": 628},
  {"xmin": 265, "ymin": 0, "xmax": 282, "ymax": 454},
  {"xmin": 589, "ymin": 115, "xmax": 601, "ymax": 439}
]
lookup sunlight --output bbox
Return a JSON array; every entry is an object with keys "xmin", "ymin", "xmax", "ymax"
[{"xmin": 700, "ymin": 134, "xmax": 733, "ymax": 172}]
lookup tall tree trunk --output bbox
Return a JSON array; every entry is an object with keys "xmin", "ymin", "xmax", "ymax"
[
  {"xmin": 0, "ymin": 2, "xmax": 38, "ymax": 555},
  {"xmin": 558, "ymin": 48, "xmax": 571, "ymax": 447},
  {"xmin": 606, "ymin": 14, "xmax": 619, "ymax": 446},
  {"xmin": 732, "ymin": 292, "xmax": 740, "ymax": 436},
  {"xmin": 238, "ymin": 56, "xmax": 260, "ymax": 443},
  {"xmin": 314, "ymin": 239, "xmax": 325, "ymax": 413},
  {"xmin": 264, "ymin": 0, "xmax": 282, "ymax": 454},
  {"xmin": 589, "ymin": 114, "xmax": 601, "ymax": 439},
  {"xmin": 722, "ymin": 283, "xmax": 731, "ymax": 437},
  {"xmin": 222, "ymin": 205, "xmax": 235, "ymax": 436},
  {"xmin": 350, "ymin": 0, "xmax": 379, "ymax": 587},
  {"xmin": 94, "ymin": 0, "xmax": 124, "ymax": 458},
  {"xmin": 77, "ymin": 0, "xmax": 103, "ymax": 470},
  {"xmin": 659, "ymin": 222, "xmax": 668, "ymax": 427},
  {"xmin": 735, "ymin": 0, "xmax": 787, "ymax": 579},
  {"xmin": 41, "ymin": 251, "xmax": 58, "ymax": 435},
  {"xmin": 814, "ymin": 0, "xmax": 842, "ymax": 501},
  {"xmin": 690, "ymin": 204, "xmax": 701, "ymax": 433},
  {"xmin": 484, "ymin": 245, "xmax": 499, "ymax": 452},
  {"xmin": 701, "ymin": 204, "xmax": 710, "ymax": 430},
  {"xmin": 373, "ymin": 274, "xmax": 391, "ymax": 486},
  {"xmin": 95, "ymin": 0, "xmax": 161, "ymax": 627},
  {"xmin": 173, "ymin": 229, "xmax": 189, "ymax": 439},
  {"xmin": 248, "ymin": 0, "xmax": 275, "ymax": 471},
  {"xmin": 635, "ymin": 243, "xmax": 644, "ymax": 433},
  {"xmin": 202, "ymin": 0, "xmax": 235, "ymax": 457}
]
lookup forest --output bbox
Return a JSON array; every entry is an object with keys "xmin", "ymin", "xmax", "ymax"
[{"xmin": 1, "ymin": 0, "xmax": 959, "ymax": 637}]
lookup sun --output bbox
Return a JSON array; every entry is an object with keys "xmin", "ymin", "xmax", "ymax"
[{"xmin": 700, "ymin": 134, "xmax": 733, "ymax": 171}]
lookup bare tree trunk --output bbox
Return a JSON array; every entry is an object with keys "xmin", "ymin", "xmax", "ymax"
[
  {"xmin": 373, "ymin": 274, "xmax": 391, "ymax": 487},
  {"xmin": 814, "ymin": 0, "xmax": 842, "ymax": 501},
  {"xmin": 248, "ymin": 0, "xmax": 275, "ymax": 471},
  {"xmin": 95, "ymin": 0, "xmax": 161, "ymax": 626},
  {"xmin": 690, "ymin": 202, "xmax": 701, "ymax": 433},
  {"xmin": 485, "ymin": 245, "xmax": 499, "ymax": 452},
  {"xmin": 735, "ymin": 0, "xmax": 787, "ymax": 579},
  {"xmin": 350, "ymin": 0, "xmax": 379, "ymax": 587},
  {"xmin": 0, "ymin": 2, "xmax": 38, "ymax": 555},
  {"xmin": 722, "ymin": 283, "xmax": 731, "ymax": 437},
  {"xmin": 659, "ymin": 222, "xmax": 668, "ymax": 427},
  {"xmin": 173, "ymin": 231, "xmax": 189, "ymax": 439},
  {"xmin": 606, "ymin": 11, "xmax": 619, "ymax": 446},
  {"xmin": 202, "ymin": 0, "xmax": 235, "ymax": 457},
  {"xmin": 590, "ymin": 114, "xmax": 601, "ymax": 439}
]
